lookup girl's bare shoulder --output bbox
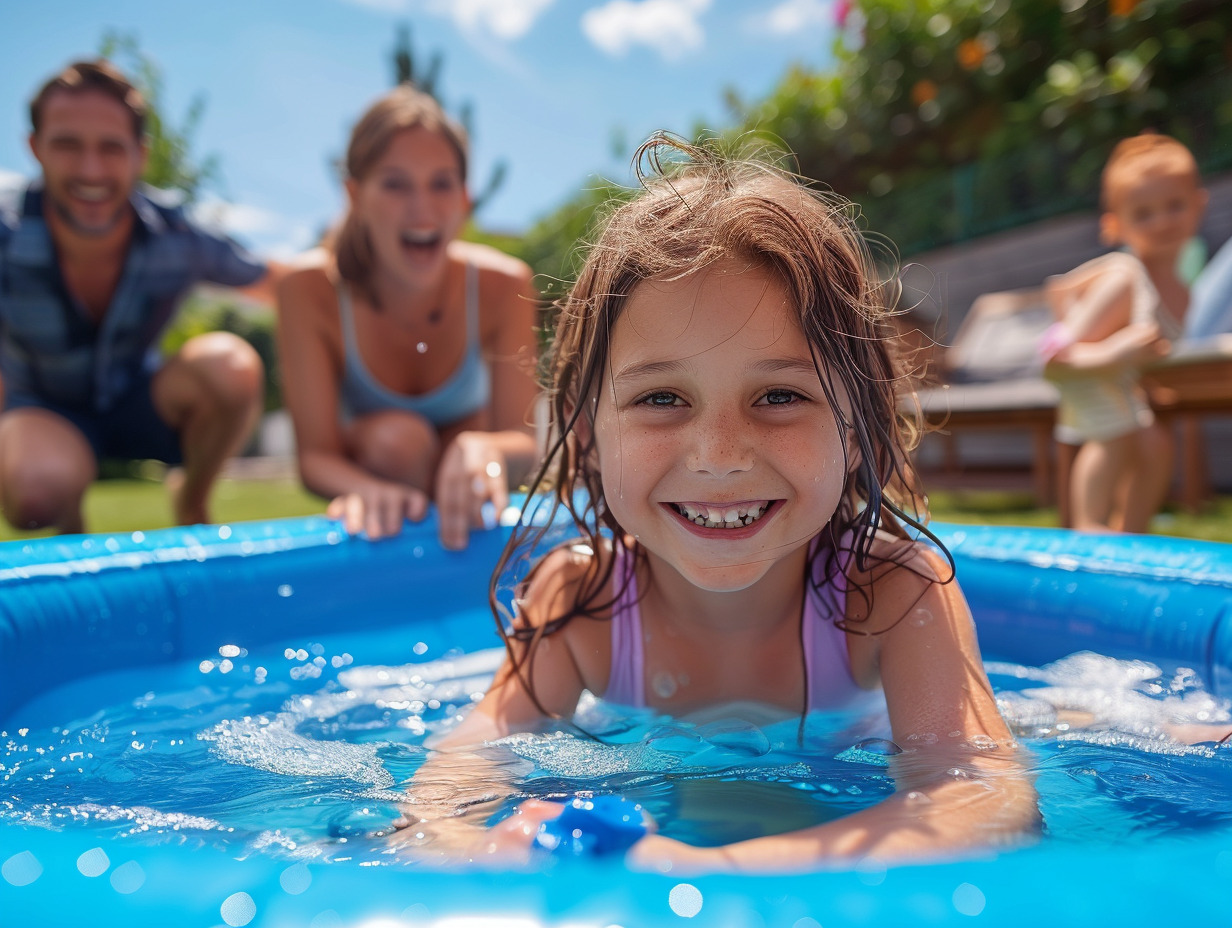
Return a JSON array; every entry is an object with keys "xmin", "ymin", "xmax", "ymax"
[
  {"xmin": 846, "ymin": 530, "xmax": 959, "ymax": 633},
  {"xmin": 516, "ymin": 539, "xmax": 616, "ymax": 631}
]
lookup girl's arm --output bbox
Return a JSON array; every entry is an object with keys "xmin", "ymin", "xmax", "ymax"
[
  {"xmin": 1043, "ymin": 262, "xmax": 1168, "ymax": 376},
  {"xmin": 434, "ymin": 247, "xmax": 542, "ymax": 549},
  {"xmin": 628, "ymin": 545, "xmax": 1039, "ymax": 873},
  {"xmin": 275, "ymin": 263, "xmax": 428, "ymax": 539},
  {"xmin": 391, "ymin": 548, "xmax": 595, "ymax": 863}
]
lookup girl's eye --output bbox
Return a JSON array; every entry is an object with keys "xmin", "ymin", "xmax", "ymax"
[
  {"xmin": 431, "ymin": 175, "xmax": 460, "ymax": 193},
  {"xmin": 761, "ymin": 389, "xmax": 803, "ymax": 406},
  {"xmin": 381, "ymin": 177, "xmax": 410, "ymax": 192},
  {"xmin": 637, "ymin": 391, "xmax": 683, "ymax": 408}
]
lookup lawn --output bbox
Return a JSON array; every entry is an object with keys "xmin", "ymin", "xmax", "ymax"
[{"xmin": 1, "ymin": 471, "xmax": 1230, "ymax": 544}]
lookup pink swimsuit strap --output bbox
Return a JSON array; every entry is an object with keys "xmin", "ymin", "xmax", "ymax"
[{"xmin": 604, "ymin": 537, "xmax": 862, "ymax": 710}]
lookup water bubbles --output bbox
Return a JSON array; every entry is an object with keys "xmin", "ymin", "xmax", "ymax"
[
  {"xmin": 413, "ymin": 642, "xmax": 428, "ymax": 656},
  {"xmin": 277, "ymin": 584, "xmax": 294, "ymax": 598},
  {"xmin": 199, "ymin": 660, "xmax": 216, "ymax": 674},
  {"xmin": 416, "ymin": 342, "xmax": 428, "ymax": 354},
  {"xmin": 668, "ymin": 883, "xmax": 703, "ymax": 918},
  {"xmin": 219, "ymin": 644, "xmax": 242, "ymax": 658},
  {"xmin": 130, "ymin": 531, "xmax": 145, "ymax": 543},
  {"xmin": 218, "ymin": 525, "xmax": 233, "ymax": 540}
]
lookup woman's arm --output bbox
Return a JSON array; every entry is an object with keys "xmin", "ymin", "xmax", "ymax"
[
  {"xmin": 434, "ymin": 249, "xmax": 542, "ymax": 549},
  {"xmin": 275, "ymin": 263, "xmax": 427, "ymax": 538},
  {"xmin": 629, "ymin": 546, "xmax": 1039, "ymax": 874}
]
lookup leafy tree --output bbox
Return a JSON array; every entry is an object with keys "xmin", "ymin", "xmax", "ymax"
[
  {"xmin": 391, "ymin": 24, "xmax": 508, "ymax": 217},
  {"xmin": 727, "ymin": 0, "xmax": 1232, "ymax": 254},
  {"xmin": 100, "ymin": 32, "xmax": 219, "ymax": 202}
]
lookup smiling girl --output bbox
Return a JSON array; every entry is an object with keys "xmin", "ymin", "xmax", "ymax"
[
  {"xmin": 394, "ymin": 136, "xmax": 1038, "ymax": 871},
  {"xmin": 276, "ymin": 86, "xmax": 540, "ymax": 548}
]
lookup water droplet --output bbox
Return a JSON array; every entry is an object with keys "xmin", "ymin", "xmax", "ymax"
[
  {"xmin": 279, "ymin": 862, "xmax": 312, "ymax": 895},
  {"xmin": 652, "ymin": 672, "xmax": 678, "ymax": 698},
  {"xmin": 109, "ymin": 860, "xmax": 145, "ymax": 894},
  {"xmin": 416, "ymin": 342, "xmax": 428, "ymax": 354},
  {"xmin": 953, "ymin": 882, "xmax": 986, "ymax": 916},
  {"xmin": 277, "ymin": 584, "xmax": 293, "ymax": 598},
  {"xmin": 668, "ymin": 883, "xmax": 703, "ymax": 918},
  {"xmin": 2, "ymin": 851, "xmax": 42, "ymax": 886},
  {"xmin": 76, "ymin": 847, "xmax": 110, "ymax": 877},
  {"xmin": 221, "ymin": 890, "xmax": 257, "ymax": 926}
]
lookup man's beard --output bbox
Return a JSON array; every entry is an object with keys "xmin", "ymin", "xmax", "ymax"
[{"xmin": 49, "ymin": 190, "xmax": 130, "ymax": 238}]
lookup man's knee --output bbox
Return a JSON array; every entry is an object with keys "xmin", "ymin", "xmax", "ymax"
[
  {"xmin": 0, "ymin": 433, "xmax": 95, "ymax": 529},
  {"xmin": 161, "ymin": 332, "xmax": 264, "ymax": 421}
]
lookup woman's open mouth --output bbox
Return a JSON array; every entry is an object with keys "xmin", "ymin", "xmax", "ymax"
[
  {"xmin": 399, "ymin": 229, "xmax": 444, "ymax": 255},
  {"xmin": 668, "ymin": 500, "xmax": 777, "ymax": 530}
]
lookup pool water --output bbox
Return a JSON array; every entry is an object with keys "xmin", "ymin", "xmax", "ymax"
[{"xmin": 2, "ymin": 625, "xmax": 1229, "ymax": 869}]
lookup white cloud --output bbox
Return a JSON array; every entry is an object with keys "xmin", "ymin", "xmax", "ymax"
[
  {"xmin": 340, "ymin": 0, "xmax": 555, "ymax": 40},
  {"xmin": 191, "ymin": 196, "xmax": 315, "ymax": 258},
  {"xmin": 761, "ymin": 0, "xmax": 834, "ymax": 35},
  {"xmin": 445, "ymin": 0, "xmax": 556, "ymax": 40},
  {"xmin": 581, "ymin": 0, "xmax": 712, "ymax": 61},
  {"xmin": 0, "ymin": 167, "xmax": 25, "ymax": 195}
]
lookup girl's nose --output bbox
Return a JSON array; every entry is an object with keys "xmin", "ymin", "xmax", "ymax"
[{"xmin": 685, "ymin": 412, "xmax": 755, "ymax": 476}]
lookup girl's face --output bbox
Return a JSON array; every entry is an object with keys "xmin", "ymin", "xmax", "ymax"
[
  {"xmin": 347, "ymin": 126, "xmax": 469, "ymax": 286},
  {"xmin": 592, "ymin": 257, "xmax": 851, "ymax": 593}
]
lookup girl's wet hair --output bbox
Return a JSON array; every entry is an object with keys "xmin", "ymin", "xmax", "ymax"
[{"xmin": 491, "ymin": 134, "xmax": 944, "ymax": 709}]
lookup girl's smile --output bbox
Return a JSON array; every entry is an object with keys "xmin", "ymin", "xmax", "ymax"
[{"xmin": 594, "ymin": 255, "xmax": 851, "ymax": 592}]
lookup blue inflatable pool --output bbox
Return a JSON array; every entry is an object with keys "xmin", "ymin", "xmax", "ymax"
[{"xmin": 1, "ymin": 514, "xmax": 1229, "ymax": 927}]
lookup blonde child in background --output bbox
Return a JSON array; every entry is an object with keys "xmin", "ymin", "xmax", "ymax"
[
  {"xmin": 1041, "ymin": 133, "xmax": 1208, "ymax": 533},
  {"xmin": 393, "ymin": 136, "xmax": 1038, "ymax": 872}
]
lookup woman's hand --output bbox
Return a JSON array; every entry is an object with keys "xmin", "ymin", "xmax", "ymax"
[
  {"xmin": 326, "ymin": 480, "xmax": 429, "ymax": 541},
  {"xmin": 435, "ymin": 431, "xmax": 511, "ymax": 550}
]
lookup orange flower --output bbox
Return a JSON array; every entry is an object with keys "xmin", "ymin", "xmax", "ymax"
[
  {"xmin": 911, "ymin": 79, "xmax": 939, "ymax": 105},
  {"xmin": 957, "ymin": 38, "xmax": 986, "ymax": 71},
  {"xmin": 1110, "ymin": 0, "xmax": 1139, "ymax": 16}
]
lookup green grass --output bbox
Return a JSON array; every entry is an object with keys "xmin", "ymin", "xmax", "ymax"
[
  {"xmin": 925, "ymin": 489, "xmax": 1232, "ymax": 543},
  {"xmin": 2, "ymin": 477, "xmax": 1230, "ymax": 545},
  {"xmin": 0, "ymin": 473, "xmax": 327, "ymax": 542}
]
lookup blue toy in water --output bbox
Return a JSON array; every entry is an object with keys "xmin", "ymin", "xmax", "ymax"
[{"xmin": 534, "ymin": 795, "xmax": 649, "ymax": 857}]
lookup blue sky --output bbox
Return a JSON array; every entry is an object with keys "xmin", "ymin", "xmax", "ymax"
[{"xmin": 3, "ymin": 0, "xmax": 838, "ymax": 257}]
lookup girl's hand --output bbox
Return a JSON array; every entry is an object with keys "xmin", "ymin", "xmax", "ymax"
[
  {"xmin": 435, "ymin": 431, "xmax": 510, "ymax": 551},
  {"xmin": 326, "ymin": 481, "xmax": 428, "ymax": 541}
]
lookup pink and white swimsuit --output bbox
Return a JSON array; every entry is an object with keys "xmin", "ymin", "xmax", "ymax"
[{"xmin": 603, "ymin": 541, "xmax": 866, "ymax": 710}]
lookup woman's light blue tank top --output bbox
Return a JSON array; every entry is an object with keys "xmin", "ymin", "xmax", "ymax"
[
  {"xmin": 605, "ymin": 539, "xmax": 865, "ymax": 711},
  {"xmin": 337, "ymin": 263, "xmax": 489, "ymax": 428}
]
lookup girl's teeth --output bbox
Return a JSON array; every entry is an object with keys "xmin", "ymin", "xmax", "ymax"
[{"xmin": 676, "ymin": 503, "xmax": 768, "ymax": 528}]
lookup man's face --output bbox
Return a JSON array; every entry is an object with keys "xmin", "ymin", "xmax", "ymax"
[{"xmin": 29, "ymin": 89, "xmax": 147, "ymax": 239}]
